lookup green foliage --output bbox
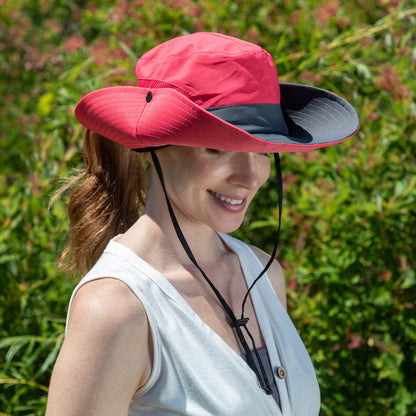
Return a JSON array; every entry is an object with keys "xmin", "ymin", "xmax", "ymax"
[{"xmin": 1, "ymin": 0, "xmax": 415, "ymax": 415}]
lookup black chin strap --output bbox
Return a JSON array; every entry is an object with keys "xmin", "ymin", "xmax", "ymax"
[
  {"xmin": 241, "ymin": 153, "xmax": 282, "ymax": 318},
  {"xmin": 150, "ymin": 150, "xmax": 283, "ymax": 395}
]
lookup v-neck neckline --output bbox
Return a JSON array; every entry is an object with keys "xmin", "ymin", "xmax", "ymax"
[
  {"xmin": 110, "ymin": 233, "xmax": 262, "ymax": 363},
  {"xmin": 107, "ymin": 234, "xmax": 283, "ymax": 415}
]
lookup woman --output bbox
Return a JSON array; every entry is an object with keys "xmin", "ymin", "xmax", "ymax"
[{"xmin": 46, "ymin": 32, "xmax": 359, "ymax": 416}]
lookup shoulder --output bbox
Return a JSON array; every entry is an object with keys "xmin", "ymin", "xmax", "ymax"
[
  {"xmin": 68, "ymin": 277, "xmax": 147, "ymax": 335},
  {"xmin": 249, "ymin": 245, "xmax": 287, "ymax": 310},
  {"xmin": 65, "ymin": 278, "xmax": 151, "ymax": 373},
  {"xmin": 66, "ymin": 278, "xmax": 151, "ymax": 376},
  {"xmin": 67, "ymin": 279, "xmax": 151, "ymax": 389},
  {"xmin": 46, "ymin": 278, "xmax": 151, "ymax": 415}
]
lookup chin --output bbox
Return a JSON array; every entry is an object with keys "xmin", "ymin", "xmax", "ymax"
[{"xmin": 213, "ymin": 220, "xmax": 244, "ymax": 234}]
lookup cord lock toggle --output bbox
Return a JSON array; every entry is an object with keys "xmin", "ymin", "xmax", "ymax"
[{"xmin": 230, "ymin": 318, "xmax": 249, "ymax": 327}]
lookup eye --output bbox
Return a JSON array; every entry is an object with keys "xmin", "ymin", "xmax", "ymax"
[{"xmin": 205, "ymin": 148, "xmax": 228, "ymax": 156}]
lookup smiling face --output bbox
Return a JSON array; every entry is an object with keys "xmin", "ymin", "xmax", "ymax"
[{"xmin": 147, "ymin": 146, "xmax": 271, "ymax": 234}]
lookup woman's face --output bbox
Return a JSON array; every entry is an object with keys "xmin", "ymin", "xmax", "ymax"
[{"xmin": 149, "ymin": 146, "xmax": 271, "ymax": 233}]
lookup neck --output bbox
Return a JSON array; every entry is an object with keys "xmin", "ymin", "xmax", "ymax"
[{"xmin": 120, "ymin": 208, "xmax": 228, "ymax": 274}]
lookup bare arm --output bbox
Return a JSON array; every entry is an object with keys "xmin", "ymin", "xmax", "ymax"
[
  {"xmin": 250, "ymin": 245, "xmax": 287, "ymax": 310},
  {"xmin": 45, "ymin": 278, "xmax": 152, "ymax": 416}
]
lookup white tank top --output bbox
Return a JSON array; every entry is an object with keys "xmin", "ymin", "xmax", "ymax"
[{"xmin": 67, "ymin": 233, "xmax": 320, "ymax": 416}]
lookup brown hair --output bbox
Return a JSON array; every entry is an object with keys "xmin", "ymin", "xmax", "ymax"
[{"xmin": 54, "ymin": 129, "xmax": 147, "ymax": 275}]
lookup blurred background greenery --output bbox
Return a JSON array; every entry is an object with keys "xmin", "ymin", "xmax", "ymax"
[{"xmin": 0, "ymin": 0, "xmax": 415, "ymax": 415}]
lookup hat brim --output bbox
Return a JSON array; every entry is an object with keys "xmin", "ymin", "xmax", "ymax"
[{"xmin": 74, "ymin": 83, "xmax": 359, "ymax": 153}]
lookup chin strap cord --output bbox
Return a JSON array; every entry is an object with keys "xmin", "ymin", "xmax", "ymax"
[
  {"xmin": 150, "ymin": 150, "xmax": 283, "ymax": 395},
  {"xmin": 241, "ymin": 153, "xmax": 282, "ymax": 319}
]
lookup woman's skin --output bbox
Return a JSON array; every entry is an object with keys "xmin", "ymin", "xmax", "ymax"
[{"xmin": 45, "ymin": 146, "xmax": 286, "ymax": 416}]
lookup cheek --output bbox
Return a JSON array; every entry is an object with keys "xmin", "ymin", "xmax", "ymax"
[
  {"xmin": 169, "ymin": 164, "xmax": 208, "ymax": 198},
  {"xmin": 259, "ymin": 160, "xmax": 271, "ymax": 186}
]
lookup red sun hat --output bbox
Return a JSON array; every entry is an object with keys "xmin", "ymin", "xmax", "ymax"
[{"xmin": 75, "ymin": 32, "xmax": 359, "ymax": 153}]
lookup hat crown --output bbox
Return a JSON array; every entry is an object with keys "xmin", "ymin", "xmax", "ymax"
[{"xmin": 135, "ymin": 32, "xmax": 280, "ymax": 108}]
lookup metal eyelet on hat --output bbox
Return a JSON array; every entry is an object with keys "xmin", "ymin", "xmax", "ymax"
[
  {"xmin": 146, "ymin": 92, "xmax": 153, "ymax": 102},
  {"xmin": 276, "ymin": 366, "xmax": 287, "ymax": 379}
]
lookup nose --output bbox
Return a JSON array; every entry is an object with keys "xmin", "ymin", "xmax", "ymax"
[{"xmin": 228, "ymin": 153, "xmax": 269, "ymax": 190}]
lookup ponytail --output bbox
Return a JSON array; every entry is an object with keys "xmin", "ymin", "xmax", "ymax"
[{"xmin": 55, "ymin": 129, "xmax": 147, "ymax": 275}]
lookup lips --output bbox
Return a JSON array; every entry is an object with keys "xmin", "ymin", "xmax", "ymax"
[{"xmin": 209, "ymin": 191, "xmax": 244, "ymax": 206}]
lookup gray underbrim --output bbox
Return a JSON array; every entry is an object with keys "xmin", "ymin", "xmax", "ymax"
[
  {"xmin": 206, "ymin": 103, "xmax": 289, "ymax": 140},
  {"xmin": 206, "ymin": 83, "xmax": 360, "ymax": 146}
]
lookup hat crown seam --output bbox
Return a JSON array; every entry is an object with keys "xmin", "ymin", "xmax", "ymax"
[{"xmin": 139, "ymin": 48, "xmax": 271, "ymax": 62}]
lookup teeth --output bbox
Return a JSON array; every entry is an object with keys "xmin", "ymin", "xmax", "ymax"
[{"xmin": 211, "ymin": 191, "xmax": 243, "ymax": 205}]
